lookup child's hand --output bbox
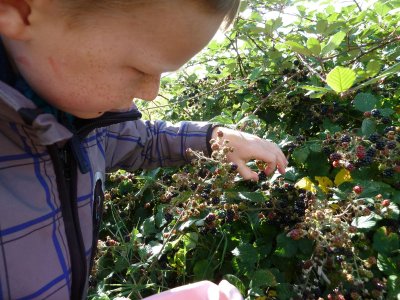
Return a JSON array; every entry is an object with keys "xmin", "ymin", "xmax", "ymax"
[{"xmin": 211, "ymin": 127, "xmax": 288, "ymax": 181}]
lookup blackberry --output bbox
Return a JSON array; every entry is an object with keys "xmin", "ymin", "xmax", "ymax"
[
  {"xmin": 383, "ymin": 168, "xmax": 395, "ymax": 178},
  {"xmin": 322, "ymin": 146, "xmax": 333, "ymax": 156},
  {"xmin": 218, "ymin": 210, "xmax": 226, "ymax": 219},
  {"xmin": 212, "ymin": 196, "xmax": 220, "ymax": 205},
  {"xmin": 266, "ymin": 201, "xmax": 273, "ymax": 208},
  {"xmin": 368, "ymin": 133, "xmax": 380, "ymax": 143},
  {"xmin": 371, "ymin": 109, "xmax": 381, "ymax": 117},
  {"xmin": 258, "ymin": 171, "xmax": 267, "ymax": 181},
  {"xmin": 190, "ymin": 183, "xmax": 198, "ymax": 191},
  {"xmin": 230, "ymin": 163, "xmax": 238, "ymax": 172},
  {"xmin": 293, "ymin": 60, "xmax": 300, "ymax": 66},
  {"xmin": 359, "ymin": 156, "xmax": 373, "ymax": 166},
  {"xmin": 205, "ymin": 213, "xmax": 216, "ymax": 223},
  {"xmin": 330, "ymin": 152, "xmax": 342, "ymax": 161},
  {"xmin": 384, "ymin": 126, "xmax": 396, "ymax": 133},
  {"xmin": 124, "ymin": 234, "xmax": 131, "ymax": 242},
  {"xmin": 387, "ymin": 141, "xmax": 397, "ymax": 149},
  {"xmin": 226, "ymin": 209, "xmax": 235, "ymax": 222},
  {"xmin": 366, "ymin": 147, "xmax": 377, "ymax": 157},
  {"xmin": 340, "ymin": 135, "xmax": 351, "ymax": 143},
  {"xmin": 381, "ymin": 117, "xmax": 391, "ymax": 124},
  {"xmin": 397, "ymin": 135, "xmax": 400, "ymax": 142},
  {"xmin": 375, "ymin": 140, "xmax": 386, "ymax": 150},
  {"xmin": 201, "ymin": 192, "xmax": 210, "ymax": 200},
  {"xmin": 164, "ymin": 213, "xmax": 173, "ymax": 223}
]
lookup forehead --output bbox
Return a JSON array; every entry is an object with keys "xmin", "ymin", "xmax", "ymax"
[{"xmin": 110, "ymin": 1, "xmax": 225, "ymax": 73}]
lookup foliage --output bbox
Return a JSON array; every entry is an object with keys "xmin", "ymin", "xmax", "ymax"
[{"xmin": 90, "ymin": 0, "xmax": 400, "ymax": 299}]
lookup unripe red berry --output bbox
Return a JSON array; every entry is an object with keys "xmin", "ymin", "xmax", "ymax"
[
  {"xmin": 381, "ymin": 199, "xmax": 390, "ymax": 207},
  {"xmin": 332, "ymin": 161, "xmax": 340, "ymax": 168},
  {"xmin": 353, "ymin": 185, "xmax": 363, "ymax": 194},
  {"xmin": 363, "ymin": 111, "xmax": 371, "ymax": 117}
]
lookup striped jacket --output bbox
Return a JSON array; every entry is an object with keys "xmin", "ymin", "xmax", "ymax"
[{"xmin": 0, "ymin": 59, "xmax": 212, "ymax": 298}]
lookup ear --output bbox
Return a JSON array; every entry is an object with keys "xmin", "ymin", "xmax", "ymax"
[{"xmin": 0, "ymin": 1, "xmax": 32, "ymax": 40}]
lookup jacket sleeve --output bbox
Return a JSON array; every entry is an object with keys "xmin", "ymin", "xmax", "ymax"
[{"xmin": 104, "ymin": 119, "xmax": 213, "ymax": 172}]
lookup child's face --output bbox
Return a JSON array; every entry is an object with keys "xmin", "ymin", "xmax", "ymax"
[{"xmin": 5, "ymin": 2, "xmax": 225, "ymax": 118}]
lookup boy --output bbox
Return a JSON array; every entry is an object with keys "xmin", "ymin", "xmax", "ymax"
[{"xmin": 0, "ymin": 0, "xmax": 288, "ymax": 299}]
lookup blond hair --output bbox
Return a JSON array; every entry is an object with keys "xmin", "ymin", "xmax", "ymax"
[{"xmin": 59, "ymin": 0, "xmax": 241, "ymax": 30}]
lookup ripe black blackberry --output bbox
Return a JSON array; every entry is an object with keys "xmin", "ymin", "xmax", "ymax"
[
  {"xmin": 164, "ymin": 212, "xmax": 173, "ymax": 223},
  {"xmin": 387, "ymin": 141, "xmax": 397, "ymax": 149},
  {"xmin": 226, "ymin": 209, "xmax": 235, "ymax": 222},
  {"xmin": 329, "ymin": 152, "xmax": 342, "ymax": 161},
  {"xmin": 212, "ymin": 196, "xmax": 220, "ymax": 205},
  {"xmin": 340, "ymin": 135, "xmax": 351, "ymax": 143},
  {"xmin": 205, "ymin": 213, "xmax": 216, "ymax": 223},
  {"xmin": 230, "ymin": 163, "xmax": 238, "ymax": 172},
  {"xmin": 381, "ymin": 117, "xmax": 391, "ymax": 124},
  {"xmin": 366, "ymin": 147, "xmax": 377, "ymax": 157},
  {"xmin": 384, "ymin": 126, "xmax": 396, "ymax": 133},
  {"xmin": 258, "ymin": 171, "xmax": 267, "ymax": 181},
  {"xmin": 322, "ymin": 146, "xmax": 333, "ymax": 156},
  {"xmin": 368, "ymin": 133, "xmax": 380, "ymax": 143},
  {"xmin": 201, "ymin": 192, "xmax": 210, "ymax": 200},
  {"xmin": 375, "ymin": 140, "xmax": 386, "ymax": 150},
  {"xmin": 383, "ymin": 168, "xmax": 395, "ymax": 178},
  {"xmin": 371, "ymin": 109, "xmax": 381, "ymax": 117},
  {"xmin": 190, "ymin": 183, "xmax": 198, "ymax": 191}
]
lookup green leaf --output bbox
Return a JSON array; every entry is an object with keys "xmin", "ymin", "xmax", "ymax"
[
  {"xmin": 292, "ymin": 146, "xmax": 310, "ymax": 164},
  {"xmin": 306, "ymin": 37, "xmax": 321, "ymax": 56},
  {"xmin": 353, "ymin": 93, "xmax": 378, "ymax": 112},
  {"xmin": 326, "ymin": 66, "xmax": 356, "ymax": 93},
  {"xmin": 193, "ymin": 259, "xmax": 214, "ymax": 280},
  {"xmin": 238, "ymin": 192, "xmax": 267, "ymax": 203},
  {"xmin": 373, "ymin": 227, "xmax": 400, "ymax": 255},
  {"xmin": 248, "ymin": 67, "xmax": 262, "ymax": 81},
  {"xmin": 250, "ymin": 269, "xmax": 277, "ymax": 288},
  {"xmin": 285, "ymin": 41, "xmax": 313, "ymax": 56},
  {"xmin": 182, "ymin": 232, "xmax": 198, "ymax": 250},
  {"xmin": 274, "ymin": 233, "xmax": 298, "ymax": 257},
  {"xmin": 380, "ymin": 108, "xmax": 395, "ymax": 117},
  {"xmin": 300, "ymin": 85, "xmax": 331, "ymax": 92},
  {"xmin": 316, "ymin": 19, "xmax": 328, "ymax": 34},
  {"xmin": 276, "ymin": 283, "xmax": 294, "ymax": 300},
  {"xmin": 321, "ymin": 31, "xmax": 346, "ymax": 55},
  {"xmin": 387, "ymin": 275, "xmax": 400, "ymax": 299},
  {"xmin": 323, "ymin": 118, "xmax": 342, "ymax": 133},
  {"xmin": 141, "ymin": 217, "xmax": 157, "ymax": 235},
  {"xmin": 366, "ymin": 60, "xmax": 381, "ymax": 77},
  {"xmin": 308, "ymin": 142, "xmax": 322, "ymax": 152},
  {"xmin": 232, "ymin": 243, "xmax": 259, "ymax": 273},
  {"xmin": 377, "ymin": 253, "xmax": 398, "ymax": 276},
  {"xmin": 361, "ymin": 118, "xmax": 376, "ymax": 137},
  {"xmin": 223, "ymin": 274, "xmax": 246, "ymax": 296},
  {"xmin": 351, "ymin": 214, "xmax": 376, "ymax": 229}
]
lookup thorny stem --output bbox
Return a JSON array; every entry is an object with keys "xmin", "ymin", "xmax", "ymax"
[{"xmin": 296, "ymin": 54, "xmax": 327, "ymax": 83}]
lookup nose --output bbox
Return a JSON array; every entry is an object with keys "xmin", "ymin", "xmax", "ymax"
[{"xmin": 135, "ymin": 74, "xmax": 161, "ymax": 101}]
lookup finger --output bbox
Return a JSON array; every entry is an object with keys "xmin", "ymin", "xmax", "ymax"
[
  {"xmin": 236, "ymin": 161, "xmax": 259, "ymax": 181},
  {"xmin": 264, "ymin": 160, "xmax": 277, "ymax": 175},
  {"xmin": 218, "ymin": 280, "xmax": 243, "ymax": 300}
]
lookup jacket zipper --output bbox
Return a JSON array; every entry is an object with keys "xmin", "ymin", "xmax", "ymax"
[
  {"xmin": 48, "ymin": 143, "xmax": 87, "ymax": 300},
  {"xmin": 46, "ymin": 109, "xmax": 143, "ymax": 299}
]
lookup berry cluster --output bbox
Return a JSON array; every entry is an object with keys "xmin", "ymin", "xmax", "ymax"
[{"xmin": 323, "ymin": 126, "xmax": 400, "ymax": 181}]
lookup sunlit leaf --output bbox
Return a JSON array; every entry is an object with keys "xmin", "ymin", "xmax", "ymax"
[
  {"xmin": 326, "ymin": 67, "xmax": 356, "ymax": 93},
  {"xmin": 334, "ymin": 168, "xmax": 353, "ymax": 186}
]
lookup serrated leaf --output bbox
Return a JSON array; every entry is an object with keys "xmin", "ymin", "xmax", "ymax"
[
  {"xmin": 380, "ymin": 108, "xmax": 395, "ymax": 117},
  {"xmin": 249, "ymin": 67, "xmax": 263, "ymax": 81},
  {"xmin": 295, "ymin": 177, "xmax": 317, "ymax": 193},
  {"xmin": 300, "ymin": 85, "xmax": 331, "ymax": 92},
  {"xmin": 334, "ymin": 168, "xmax": 353, "ymax": 186},
  {"xmin": 366, "ymin": 60, "xmax": 381, "ymax": 77},
  {"xmin": 250, "ymin": 269, "xmax": 277, "ymax": 288},
  {"xmin": 306, "ymin": 37, "xmax": 321, "ymax": 56},
  {"xmin": 351, "ymin": 215, "xmax": 376, "ymax": 229},
  {"xmin": 285, "ymin": 41, "xmax": 313, "ymax": 56},
  {"xmin": 308, "ymin": 142, "xmax": 322, "ymax": 152},
  {"xmin": 223, "ymin": 274, "xmax": 246, "ymax": 296},
  {"xmin": 361, "ymin": 118, "xmax": 376, "ymax": 136},
  {"xmin": 373, "ymin": 227, "xmax": 400, "ymax": 255},
  {"xmin": 326, "ymin": 67, "xmax": 356, "ymax": 93},
  {"xmin": 193, "ymin": 259, "xmax": 214, "ymax": 280},
  {"xmin": 353, "ymin": 93, "xmax": 378, "ymax": 112},
  {"xmin": 274, "ymin": 233, "xmax": 298, "ymax": 257},
  {"xmin": 238, "ymin": 192, "xmax": 267, "ymax": 203},
  {"xmin": 323, "ymin": 118, "xmax": 342, "ymax": 133},
  {"xmin": 316, "ymin": 19, "xmax": 328, "ymax": 34},
  {"xmin": 321, "ymin": 31, "xmax": 346, "ymax": 55},
  {"xmin": 292, "ymin": 146, "xmax": 310, "ymax": 164},
  {"xmin": 377, "ymin": 253, "xmax": 398, "ymax": 275},
  {"xmin": 315, "ymin": 176, "xmax": 333, "ymax": 193}
]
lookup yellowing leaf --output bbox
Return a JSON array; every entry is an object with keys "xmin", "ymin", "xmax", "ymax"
[
  {"xmin": 315, "ymin": 176, "xmax": 333, "ymax": 193},
  {"xmin": 295, "ymin": 177, "xmax": 317, "ymax": 193},
  {"xmin": 334, "ymin": 168, "xmax": 353, "ymax": 186}
]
